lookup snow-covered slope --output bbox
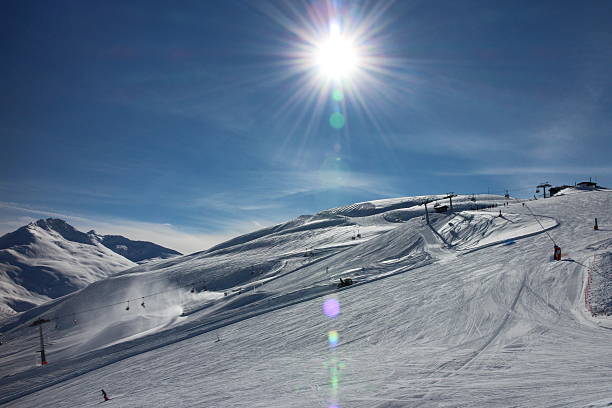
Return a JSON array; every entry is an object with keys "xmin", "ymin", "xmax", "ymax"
[
  {"xmin": 0, "ymin": 192, "xmax": 610, "ymax": 407},
  {"xmin": 0, "ymin": 219, "xmax": 183, "ymax": 319},
  {"xmin": 0, "ymin": 219, "xmax": 136, "ymax": 318}
]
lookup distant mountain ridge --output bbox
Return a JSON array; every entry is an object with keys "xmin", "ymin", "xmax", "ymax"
[
  {"xmin": 0, "ymin": 218, "xmax": 181, "ymax": 318},
  {"xmin": 89, "ymin": 231, "xmax": 182, "ymax": 263}
]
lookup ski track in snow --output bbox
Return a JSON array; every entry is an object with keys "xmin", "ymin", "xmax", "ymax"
[{"xmin": 0, "ymin": 191, "xmax": 611, "ymax": 407}]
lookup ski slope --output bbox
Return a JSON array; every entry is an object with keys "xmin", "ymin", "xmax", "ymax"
[{"xmin": 0, "ymin": 191, "xmax": 610, "ymax": 407}]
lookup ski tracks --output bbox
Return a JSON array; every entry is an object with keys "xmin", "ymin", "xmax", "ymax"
[{"xmin": 409, "ymin": 271, "xmax": 528, "ymax": 407}]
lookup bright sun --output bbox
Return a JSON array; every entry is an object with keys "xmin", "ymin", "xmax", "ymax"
[{"xmin": 314, "ymin": 25, "xmax": 359, "ymax": 80}]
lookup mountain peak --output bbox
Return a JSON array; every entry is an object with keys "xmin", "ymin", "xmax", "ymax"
[
  {"xmin": 3, "ymin": 217, "xmax": 182, "ymax": 263},
  {"xmin": 33, "ymin": 218, "xmax": 94, "ymax": 245},
  {"xmin": 34, "ymin": 217, "xmax": 71, "ymax": 230}
]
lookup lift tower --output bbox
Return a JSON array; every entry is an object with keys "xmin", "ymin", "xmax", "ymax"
[
  {"xmin": 30, "ymin": 318, "xmax": 51, "ymax": 365},
  {"xmin": 537, "ymin": 182, "xmax": 552, "ymax": 198}
]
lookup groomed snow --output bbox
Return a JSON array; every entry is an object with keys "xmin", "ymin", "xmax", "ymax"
[{"xmin": 0, "ymin": 191, "xmax": 610, "ymax": 407}]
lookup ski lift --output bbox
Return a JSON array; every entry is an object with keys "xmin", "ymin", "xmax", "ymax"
[{"xmin": 125, "ymin": 301, "xmax": 130, "ymax": 311}]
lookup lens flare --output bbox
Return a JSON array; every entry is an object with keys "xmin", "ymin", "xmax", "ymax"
[
  {"xmin": 329, "ymin": 112, "xmax": 345, "ymax": 129},
  {"xmin": 255, "ymin": 0, "xmax": 407, "ymax": 145},
  {"xmin": 328, "ymin": 330, "xmax": 339, "ymax": 347},
  {"xmin": 332, "ymin": 89, "xmax": 344, "ymax": 101},
  {"xmin": 323, "ymin": 298, "xmax": 340, "ymax": 318}
]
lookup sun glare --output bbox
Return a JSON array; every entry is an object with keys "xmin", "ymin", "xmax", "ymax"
[
  {"xmin": 260, "ymin": 0, "xmax": 404, "ymax": 137},
  {"xmin": 315, "ymin": 30, "xmax": 359, "ymax": 80}
]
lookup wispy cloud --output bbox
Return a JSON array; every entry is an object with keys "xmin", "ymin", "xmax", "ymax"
[
  {"xmin": 104, "ymin": 67, "xmax": 264, "ymax": 136},
  {"xmin": 0, "ymin": 202, "xmax": 263, "ymax": 254},
  {"xmin": 433, "ymin": 166, "xmax": 612, "ymax": 177},
  {"xmin": 185, "ymin": 169, "xmax": 400, "ymax": 213},
  {"xmin": 388, "ymin": 131, "xmax": 520, "ymax": 158}
]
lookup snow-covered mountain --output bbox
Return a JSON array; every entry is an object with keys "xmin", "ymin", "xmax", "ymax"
[
  {"xmin": 88, "ymin": 231, "xmax": 182, "ymax": 263},
  {"xmin": 0, "ymin": 191, "xmax": 610, "ymax": 407},
  {"xmin": 0, "ymin": 219, "xmax": 180, "ymax": 318}
]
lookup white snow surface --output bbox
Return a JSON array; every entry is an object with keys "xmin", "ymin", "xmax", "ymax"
[
  {"xmin": 0, "ymin": 223, "xmax": 135, "ymax": 319},
  {"xmin": 0, "ymin": 192, "xmax": 611, "ymax": 407}
]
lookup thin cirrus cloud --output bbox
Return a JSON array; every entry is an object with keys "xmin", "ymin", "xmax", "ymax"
[
  {"xmin": 187, "ymin": 169, "xmax": 400, "ymax": 212},
  {"xmin": 0, "ymin": 167, "xmax": 399, "ymax": 254},
  {"xmin": 434, "ymin": 166, "xmax": 612, "ymax": 177},
  {"xmin": 0, "ymin": 201, "xmax": 262, "ymax": 255}
]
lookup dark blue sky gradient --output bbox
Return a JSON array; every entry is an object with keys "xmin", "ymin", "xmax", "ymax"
[{"xmin": 1, "ymin": 0, "xmax": 611, "ymax": 251}]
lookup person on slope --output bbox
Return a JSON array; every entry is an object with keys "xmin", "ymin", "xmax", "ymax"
[{"xmin": 101, "ymin": 389, "xmax": 110, "ymax": 402}]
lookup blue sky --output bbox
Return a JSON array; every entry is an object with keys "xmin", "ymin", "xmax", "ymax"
[{"xmin": 1, "ymin": 0, "xmax": 611, "ymax": 253}]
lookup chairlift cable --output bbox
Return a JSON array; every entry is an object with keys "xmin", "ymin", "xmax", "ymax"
[
  {"xmin": 523, "ymin": 203, "xmax": 557, "ymax": 246},
  {"xmin": 16, "ymin": 277, "xmax": 212, "ymax": 328}
]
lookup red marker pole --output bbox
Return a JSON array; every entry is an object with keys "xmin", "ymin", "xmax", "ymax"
[{"xmin": 553, "ymin": 245, "xmax": 561, "ymax": 261}]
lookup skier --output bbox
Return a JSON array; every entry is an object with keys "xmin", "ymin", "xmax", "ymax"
[{"xmin": 101, "ymin": 389, "xmax": 109, "ymax": 402}]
